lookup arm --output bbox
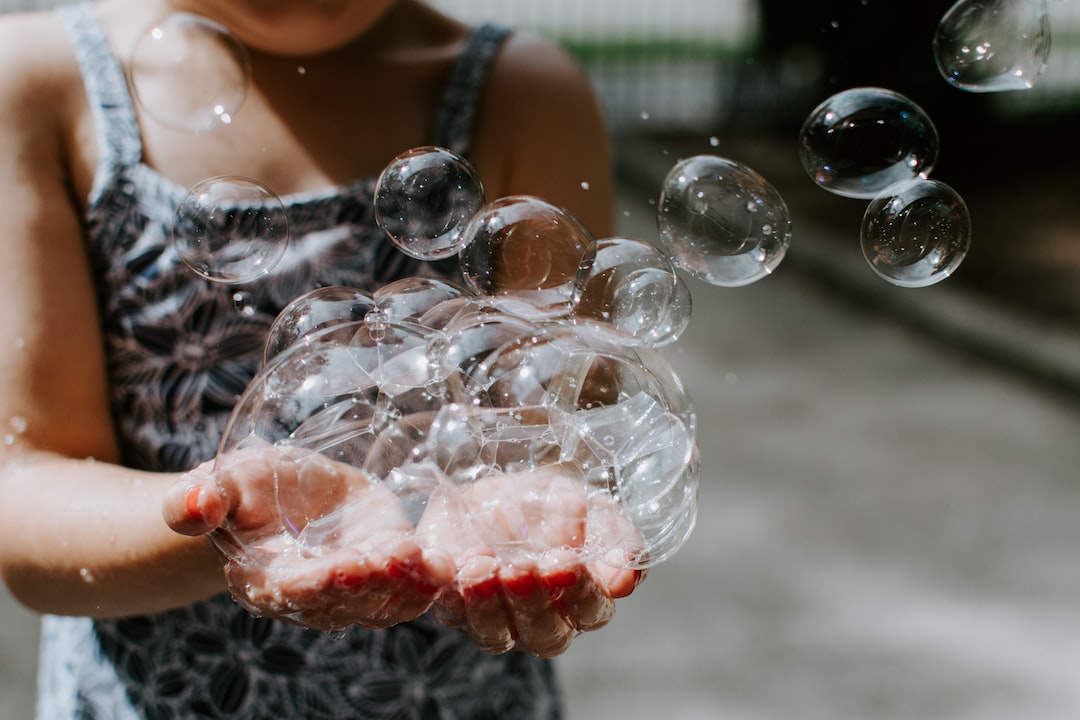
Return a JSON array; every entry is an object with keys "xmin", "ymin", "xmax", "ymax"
[{"xmin": 0, "ymin": 15, "xmax": 224, "ymax": 618}]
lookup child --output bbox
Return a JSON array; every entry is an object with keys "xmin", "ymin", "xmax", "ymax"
[{"xmin": 0, "ymin": 0, "xmax": 631, "ymax": 717}]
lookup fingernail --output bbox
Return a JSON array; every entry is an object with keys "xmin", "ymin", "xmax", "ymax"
[
  {"xmin": 466, "ymin": 576, "xmax": 500, "ymax": 599},
  {"xmin": 504, "ymin": 574, "xmax": 539, "ymax": 597},
  {"xmin": 544, "ymin": 568, "xmax": 579, "ymax": 591},
  {"xmin": 335, "ymin": 570, "xmax": 364, "ymax": 588},
  {"xmin": 387, "ymin": 557, "xmax": 412, "ymax": 580},
  {"xmin": 185, "ymin": 486, "xmax": 203, "ymax": 522}
]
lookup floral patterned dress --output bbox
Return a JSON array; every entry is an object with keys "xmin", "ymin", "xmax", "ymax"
[{"xmin": 36, "ymin": 4, "xmax": 562, "ymax": 718}]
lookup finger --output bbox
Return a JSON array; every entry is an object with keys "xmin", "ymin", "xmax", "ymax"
[
  {"xmin": 361, "ymin": 541, "xmax": 450, "ymax": 627},
  {"xmin": 458, "ymin": 551, "xmax": 515, "ymax": 654},
  {"xmin": 592, "ymin": 556, "xmax": 646, "ymax": 600},
  {"xmin": 542, "ymin": 551, "xmax": 616, "ymax": 633},
  {"xmin": 501, "ymin": 557, "xmax": 577, "ymax": 658},
  {"xmin": 162, "ymin": 464, "xmax": 228, "ymax": 535}
]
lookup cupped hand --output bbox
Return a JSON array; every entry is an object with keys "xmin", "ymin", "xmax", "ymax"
[
  {"xmin": 163, "ymin": 442, "xmax": 454, "ymax": 631},
  {"xmin": 417, "ymin": 467, "xmax": 644, "ymax": 658}
]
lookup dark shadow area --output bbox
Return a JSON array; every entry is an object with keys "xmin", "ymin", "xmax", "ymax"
[{"xmin": 696, "ymin": 0, "xmax": 1080, "ymax": 332}]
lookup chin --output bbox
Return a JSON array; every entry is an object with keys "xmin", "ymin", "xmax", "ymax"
[{"xmin": 176, "ymin": 0, "xmax": 403, "ymax": 56}]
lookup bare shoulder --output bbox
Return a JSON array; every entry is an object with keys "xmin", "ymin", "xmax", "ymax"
[
  {"xmin": 485, "ymin": 30, "xmax": 597, "ymax": 109},
  {"xmin": 472, "ymin": 30, "xmax": 615, "ymax": 236},
  {"xmin": 0, "ymin": 11, "xmax": 80, "ymax": 97},
  {"xmin": 0, "ymin": 11, "xmax": 84, "ymax": 151}
]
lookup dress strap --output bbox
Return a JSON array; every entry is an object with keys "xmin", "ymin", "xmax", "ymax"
[
  {"xmin": 55, "ymin": 2, "xmax": 143, "ymax": 172},
  {"xmin": 432, "ymin": 23, "xmax": 512, "ymax": 157}
]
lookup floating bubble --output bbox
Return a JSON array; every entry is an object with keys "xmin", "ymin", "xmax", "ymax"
[
  {"xmin": 375, "ymin": 147, "xmax": 485, "ymax": 260},
  {"xmin": 173, "ymin": 176, "xmax": 289, "ymax": 284},
  {"xmin": 128, "ymin": 12, "xmax": 251, "ymax": 133},
  {"xmin": 934, "ymin": 0, "xmax": 1051, "ymax": 92},
  {"xmin": 571, "ymin": 237, "xmax": 691, "ymax": 346},
  {"xmin": 799, "ymin": 87, "xmax": 939, "ymax": 199},
  {"xmin": 459, "ymin": 196, "xmax": 593, "ymax": 315},
  {"xmin": 657, "ymin": 155, "xmax": 791, "ymax": 287},
  {"xmin": 860, "ymin": 177, "xmax": 972, "ymax": 287},
  {"xmin": 263, "ymin": 286, "xmax": 376, "ymax": 365}
]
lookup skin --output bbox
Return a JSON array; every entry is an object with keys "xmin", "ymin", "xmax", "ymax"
[{"xmin": 0, "ymin": 0, "xmax": 621, "ymax": 656}]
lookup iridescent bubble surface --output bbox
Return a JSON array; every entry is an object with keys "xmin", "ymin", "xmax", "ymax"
[
  {"xmin": 128, "ymin": 12, "xmax": 250, "ymax": 133},
  {"xmin": 571, "ymin": 237, "xmax": 691, "ymax": 346},
  {"xmin": 173, "ymin": 176, "xmax": 289, "ymax": 284},
  {"xmin": 375, "ymin": 146, "xmax": 485, "ymax": 260},
  {"xmin": 934, "ymin": 0, "xmax": 1051, "ymax": 92},
  {"xmin": 799, "ymin": 87, "xmax": 939, "ymax": 199},
  {"xmin": 860, "ymin": 177, "xmax": 972, "ymax": 287},
  {"xmin": 657, "ymin": 155, "xmax": 791, "ymax": 287},
  {"xmin": 459, "ymin": 195, "xmax": 593, "ymax": 315},
  {"xmin": 263, "ymin": 286, "xmax": 376, "ymax": 365}
]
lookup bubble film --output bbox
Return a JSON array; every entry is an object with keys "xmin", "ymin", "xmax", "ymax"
[
  {"xmin": 459, "ymin": 195, "xmax": 594, "ymax": 315},
  {"xmin": 657, "ymin": 155, "xmax": 791, "ymax": 287},
  {"xmin": 375, "ymin": 146, "xmax": 485, "ymax": 260},
  {"xmin": 173, "ymin": 175, "xmax": 289, "ymax": 284},
  {"xmin": 128, "ymin": 12, "xmax": 250, "ymax": 133},
  {"xmin": 571, "ymin": 237, "xmax": 692, "ymax": 346},
  {"xmin": 799, "ymin": 88, "xmax": 939, "ymax": 199},
  {"xmin": 860, "ymin": 178, "xmax": 972, "ymax": 287},
  {"xmin": 212, "ymin": 289, "xmax": 699, "ymax": 586},
  {"xmin": 934, "ymin": 0, "xmax": 1051, "ymax": 92}
]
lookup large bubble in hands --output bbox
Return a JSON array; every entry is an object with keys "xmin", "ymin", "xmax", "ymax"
[{"xmin": 213, "ymin": 285, "xmax": 699, "ymax": 585}]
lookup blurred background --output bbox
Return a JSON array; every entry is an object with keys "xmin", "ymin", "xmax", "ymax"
[{"xmin": 3, "ymin": 1, "xmax": 1080, "ymax": 718}]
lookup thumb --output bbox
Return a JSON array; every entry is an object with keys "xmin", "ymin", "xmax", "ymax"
[{"xmin": 162, "ymin": 462, "xmax": 230, "ymax": 536}]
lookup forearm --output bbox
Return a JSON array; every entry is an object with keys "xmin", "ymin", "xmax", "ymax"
[{"xmin": 0, "ymin": 451, "xmax": 225, "ymax": 618}]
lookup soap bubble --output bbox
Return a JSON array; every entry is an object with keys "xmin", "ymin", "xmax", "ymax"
[
  {"xmin": 799, "ymin": 87, "xmax": 939, "ymax": 199},
  {"xmin": 657, "ymin": 155, "xmax": 791, "ymax": 287},
  {"xmin": 212, "ymin": 288, "xmax": 699, "ymax": 587},
  {"xmin": 860, "ymin": 177, "xmax": 972, "ymax": 287},
  {"xmin": 263, "ymin": 286, "xmax": 376, "ymax": 364},
  {"xmin": 934, "ymin": 0, "xmax": 1051, "ymax": 92},
  {"xmin": 571, "ymin": 237, "xmax": 692, "ymax": 346},
  {"xmin": 128, "ymin": 12, "xmax": 250, "ymax": 133},
  {"xmin": 173, "ymin": 176, "xmax": 289, "ymax": 284},
  {"xmin": 372, "ymin": 277, "xmax": 468, "ymax": 324},
  {"xmin": 375, "ymin": 147, "xmax": 485, "ymax": 260},
  {"xmin": 459, "ymin": 195, "xmax": 593, "ymax": 315}
]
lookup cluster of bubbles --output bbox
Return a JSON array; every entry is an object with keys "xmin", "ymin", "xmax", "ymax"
[
  {"xmin": 220, "ymin": 274, "xmax": 699, "ymax": 572},
  {"xmin": 126, "ymin": 10, "xmax": 703, "ymax": 584},
  {"xmin": 207, "ymin": 141, "xmax": 702, "ymax": 574},
  {"xmin": 128, "ymin": 0, "xmax": 1058, "ymax": 586},
  {"xmin": 799, "ymin": 87, "xmax": 972, "ymax": 287}
]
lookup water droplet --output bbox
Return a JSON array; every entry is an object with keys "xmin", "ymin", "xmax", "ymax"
[{"xmin": 230, "ymin": 291, "xmax": 255, "ymax": 317}]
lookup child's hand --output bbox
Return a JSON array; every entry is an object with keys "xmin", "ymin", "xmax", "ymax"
[
  {"xmin": 163, "ymin": 445, "xmax": 454, "ymax": 631},
  {"xmin": 418, "ymin": 468, "xmax": 644, "ymax": 658}
]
